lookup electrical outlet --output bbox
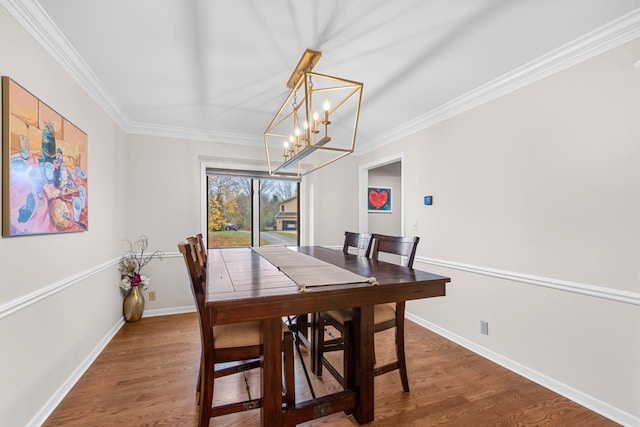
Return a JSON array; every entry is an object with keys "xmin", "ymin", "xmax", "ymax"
[
  {"xmin": 149, "ymin": 291, "xmax": 156, "ymax": 301},
  {"xmin": 480, "ymin": 320, "xmax": 489, "ymax": 335}
]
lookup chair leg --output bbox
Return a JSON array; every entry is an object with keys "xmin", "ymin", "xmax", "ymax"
[
  {"xmin": 314, "ymin": 314, "xmax": 324, "ymax": 377},
  {"xmin": 283, "ymin": 331, "xmax": 296, "ymax": 406},
  {"xmin": 196, "ymin": 355, "xmax": 203, "ymax": 405},
  {"xmin": 310, "ymin": 312, "xmax": 317, "ymax": 374},
  {"xmin": 295, "ymin": 313, "xmax": 311, "ymax": 348},
  {"xmin": 396, "ymin": 319, "xmax": 409, "ymax": 392},
  {"xmin": 340, "ymin": 321, "xmax": 352, "ymax": 389},
  {"xmin": 291, "ymin": 319, "xmax": 317, "ymax": 399},
  {"xmin": 199, "ymin": 357, "xmax": 214, "ymax": 426}
]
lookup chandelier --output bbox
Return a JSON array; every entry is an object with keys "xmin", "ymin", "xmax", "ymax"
[{"xmin": 264, "ymin": 49, "xmax": 363, "ymax": 177}]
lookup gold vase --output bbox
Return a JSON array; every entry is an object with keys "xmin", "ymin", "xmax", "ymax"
[{"xmin": 123, "ymin": 285, "xmax": 145, "ymax": 322}]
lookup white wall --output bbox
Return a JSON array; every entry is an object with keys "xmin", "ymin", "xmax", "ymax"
[
  {"xmin": 304, "ymin": 154, "xmax": 361, "ymax": 246},
  {"xmin": 2, "ymin": 2, "xmax": 639, "ymax": 425},
  {"xmin": 314, "ymin": 38, "xmax": 640, "ymax": 423},
  {"xmin": 0, "ymin": 5, "xmax": 128, "ymax": 426}
]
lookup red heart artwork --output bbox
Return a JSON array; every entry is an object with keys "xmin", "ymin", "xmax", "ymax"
[{"xmin": 369, "ymin": 188, "xmax": 389, "ymax": 209}]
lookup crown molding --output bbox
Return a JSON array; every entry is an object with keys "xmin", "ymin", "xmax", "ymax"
[
  {"xmin": 0, "ymin": 0, "xmax": 270, "ymax": 145},
  {"xmin": 358, "ymin": 8, "xmax": 640, "ymax": 154},
  {"xmin": 1, "ymin": 0, "xmax": 131, "ymax": 128},
  {"xmin": 0, "ymin": 0, "xmax": 263, "ymax": 146},
  {"xmin": 4, "ymin": 1, "xmax": 640, "ymax": 148},
  {"xmin": 124, "ymin": 121, "xmax": 261, "ymax": 146}
]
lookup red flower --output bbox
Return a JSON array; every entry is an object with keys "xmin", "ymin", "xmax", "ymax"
[{"xmin": 131, "ymin": 273, "xmax": 141, "ymax": 287}]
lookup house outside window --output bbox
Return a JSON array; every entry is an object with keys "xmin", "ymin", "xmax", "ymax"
[{"xmin": 274, "ymin": 196, "xmax": 298, "ymax": 231}]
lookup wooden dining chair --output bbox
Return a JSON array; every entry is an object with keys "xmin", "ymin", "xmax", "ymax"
[
  {"xmin": 178, "ymin": 240, "xmax": 296, "ymax": 425},
  {"xmin": 297, "ymin": 231, "xmax": 373, "ymax": 352},
  {"xmin": 185, "ymin": 234, "xmax": 208, "ymax": 397},
  {"xmin": 316, "ymin": 234, "xmax": 420, "ymax": 392},
  {"xmin": 342, "ymin": 231, "xmax": 373, "ymax": 256},
  {"xmin": 312, "ymin": 231, "xmax": 373, "ymax": 381},
  {"xmin": 186, "ymin": 233, "xmax": 207, "ymax": 270}
]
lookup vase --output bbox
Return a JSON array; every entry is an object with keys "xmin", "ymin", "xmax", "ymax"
[{"xmin": 123, "ymin": 285, "xmax": 145, "ymax": 322}]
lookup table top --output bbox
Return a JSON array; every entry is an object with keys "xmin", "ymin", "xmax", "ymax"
[{"xmin": 206, "ymin": 246, "xmax": 450, "ymax": 325}]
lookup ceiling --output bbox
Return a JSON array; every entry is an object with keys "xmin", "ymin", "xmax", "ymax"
[{"xmin": 8, "ymin": 0, "xmax": 640, "ymax": 151}]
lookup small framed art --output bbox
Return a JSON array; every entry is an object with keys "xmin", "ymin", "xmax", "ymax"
[{"xmin": 367, "ymin": 186, "xmax": 392, "ymax": 213}]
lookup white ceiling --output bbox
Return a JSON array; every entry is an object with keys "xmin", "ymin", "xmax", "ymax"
[{"xmin": 7, "ymin": 0, "xmax": 640, "ymax": 151}]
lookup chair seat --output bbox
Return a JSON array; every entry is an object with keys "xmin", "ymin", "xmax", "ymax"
[
  {"xmin": 325, "ymin": 303, "xmax": 396, "ymax": 325},
  {"xmin": 213, "ymin": 321, "xmax": 289, "ymax": 349},
  {"xmin": 213, "ymin": 321, "xmax": 262, "ymax": 348}
]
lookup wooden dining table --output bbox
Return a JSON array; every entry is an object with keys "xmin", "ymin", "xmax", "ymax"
[{"xmin": 206, "ymin": 246, "xmax": 450, "ymax": 426}]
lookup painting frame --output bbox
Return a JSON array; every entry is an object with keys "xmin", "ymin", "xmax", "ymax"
[
  {"xmin": 2, "ymin": 76, "xmax": 88, "ymax": 236},
  {"xmin": 367, "ymin": 186, "xmax": 392, "ymax": 213}
]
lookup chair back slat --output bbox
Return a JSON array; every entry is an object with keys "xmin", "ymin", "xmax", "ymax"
[
  {"xmin": 371, "ymin": 234, "xmax": 419, "ymax": 268},
  {"xmin": 343, "ymin": 231, "xmax": 373, "ymax": 257},
  {"xmin": 186, "ymin": 233, "xmax": 207, "ymax": 273},
  {"xmin": 195, "ymin": 233, "xmax": 207, "ymax": 264},
  {"xmin": 178, "ymin": 240, "xmax": 213, "ymax": 350}
]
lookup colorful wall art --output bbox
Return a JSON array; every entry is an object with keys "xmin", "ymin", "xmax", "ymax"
[
  {"xmin": 367, "ymin": 186, "xmax": 392, "ymax": 213},
  {"xmin": 2, "ymin": 77, "xmax": 88, "ymax": 236}
]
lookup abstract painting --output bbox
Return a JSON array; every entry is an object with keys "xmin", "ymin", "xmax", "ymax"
[{"xmin": 2, "ymin": 77, "xmax": 88, "ymax": 236}]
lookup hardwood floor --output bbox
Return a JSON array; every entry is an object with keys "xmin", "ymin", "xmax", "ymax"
[{"xmin": 44, "ymin": 313, "xmax": 617, "ymax": 426}]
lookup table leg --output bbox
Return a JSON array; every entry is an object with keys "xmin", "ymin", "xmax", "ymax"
[
  {"xmin": 261, "ymin": 317, "xmax": 283, "ymax": 426},
  {"xmin": 351, "ymin": 305, "xmax": 375, "ymax": 424}
]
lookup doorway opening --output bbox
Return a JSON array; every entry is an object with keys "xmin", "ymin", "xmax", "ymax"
[{"xmin": 359, "ymin": 154, "xmax": 404, "ymax": 236}]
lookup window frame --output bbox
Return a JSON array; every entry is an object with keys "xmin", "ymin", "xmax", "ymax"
[{"xmin": 202, "ymin": 164, "xmax": 300, "ymax": 248}]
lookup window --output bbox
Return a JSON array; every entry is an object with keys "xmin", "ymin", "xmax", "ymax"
[
  {"xmin": 260, "ymin": 178, "xmax": 298, "ymax": 247},
  {"xmin": 206, "ymin": 170, "xmax": 299, "ymax": 248}
]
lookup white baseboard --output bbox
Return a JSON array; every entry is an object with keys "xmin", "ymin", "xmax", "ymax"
[
  {"xmin": 406, "ymin": 312, "xmax": 640, "ymax": 427},
  {"xmin": 27, "ymin": 305, "xmax": 195, "ymax": 427},
  {"xmin": 27, "ymin": 317, "xmax": 125, "ymax": 427},
  {"xmin": 143, "ymin": 305, "xmax": 196, "ymax": 317}
]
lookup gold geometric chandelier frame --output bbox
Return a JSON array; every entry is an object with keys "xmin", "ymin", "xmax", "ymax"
[{"xmin": 264, "ymin": 49, "xmax": 363, "ymax": 177}]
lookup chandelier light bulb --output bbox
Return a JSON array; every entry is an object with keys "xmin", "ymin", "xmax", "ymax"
[{"xmin": 323, "ymin": 99, "xmax": 331, "ymax": 125}]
